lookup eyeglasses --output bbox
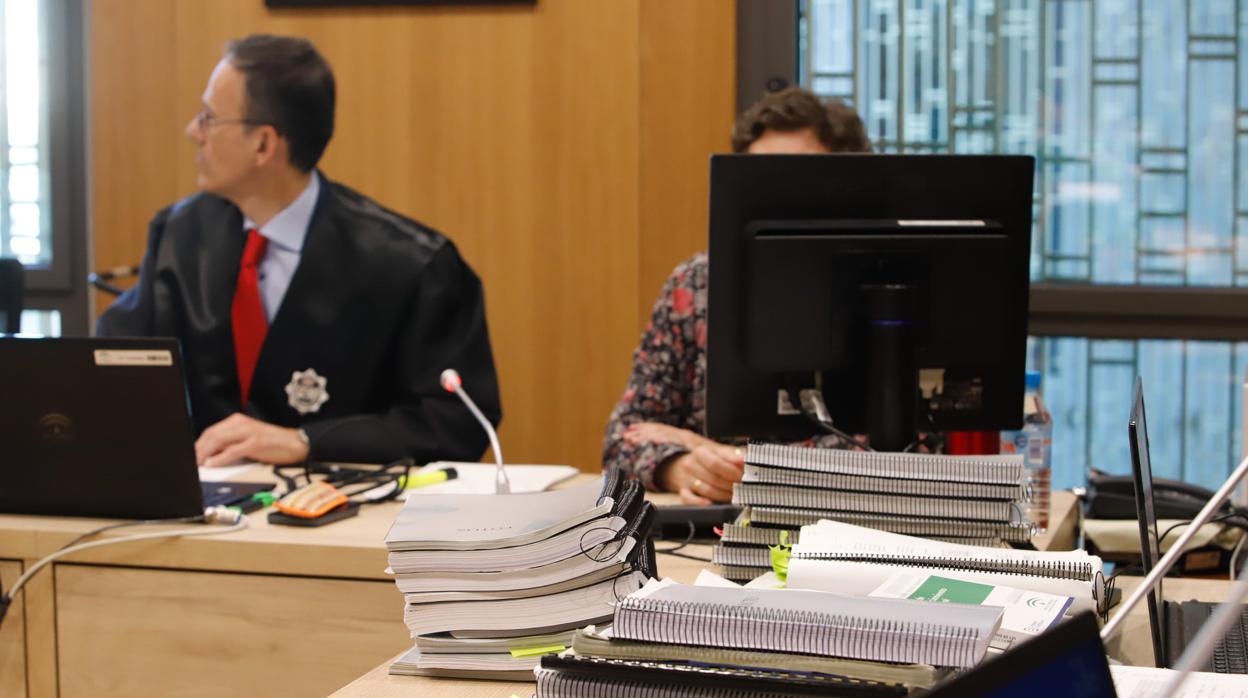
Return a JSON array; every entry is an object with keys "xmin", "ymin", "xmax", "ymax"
[{"xmin": 193, "ymin": 110, "xmax": 265, "ymax": 132}]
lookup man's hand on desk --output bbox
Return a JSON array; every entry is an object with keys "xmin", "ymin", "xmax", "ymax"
[{"xmin": 196, "ymin": 413, "xmax": 309, "ymax": 467}]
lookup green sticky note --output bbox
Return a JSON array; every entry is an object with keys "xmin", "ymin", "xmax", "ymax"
[
  {"xmin": 509, "ymin": 644, "xmax": 565, "ymax": 658},
  {"xmin": 769, "ymin": 543, "xmax": 791, "ymax": 582},
  {"xmin": 907, "ymin": 575, "xmax": 994, "ymax": 605}
]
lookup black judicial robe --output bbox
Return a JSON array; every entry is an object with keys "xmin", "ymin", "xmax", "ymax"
[{"xmin": 97, "ymin": 175, "xmax": 501, "ymax": 464}]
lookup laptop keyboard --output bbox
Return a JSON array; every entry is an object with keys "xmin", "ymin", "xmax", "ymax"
[
  {"xmin": 1180, "ymin": 601, "xmax": 1248, "ymax": 673},
  {"xmin": 200, "ymin": 482, "xmax": 272, "ymax": 509},
  {"xmin": 1210, "ymin": 607, "xmax": 1248, "ymax": 673}
]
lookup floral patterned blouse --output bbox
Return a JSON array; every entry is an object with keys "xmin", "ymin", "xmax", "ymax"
[{"xmin": 602, "ymin": 252, "xmax": 845, "ymax": 490}]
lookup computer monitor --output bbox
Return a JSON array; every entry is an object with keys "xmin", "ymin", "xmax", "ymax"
[
  {"xmin": 1128, "ymin": 376, "xmax": 1169, "ymax": 667},
  {"xmin": 706, "ymin": 154, "xmax": 1034, "ymax": 451}
]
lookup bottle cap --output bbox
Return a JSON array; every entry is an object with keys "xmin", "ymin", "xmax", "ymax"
[{"xmin": 1025, "ymin": 370, "xmax": 1042, "ymax": 390}]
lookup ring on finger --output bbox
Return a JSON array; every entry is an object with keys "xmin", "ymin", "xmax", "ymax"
[{"xmin": 693, "ymin": 478, "xmax": 703, "ymax": 492}]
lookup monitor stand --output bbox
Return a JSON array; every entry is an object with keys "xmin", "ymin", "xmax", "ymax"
[{"xmin": 862, "ymin": 283, "xmax": 919, "ymax": 452}]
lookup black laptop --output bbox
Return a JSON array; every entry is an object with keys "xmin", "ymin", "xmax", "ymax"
[
  {"xmin": 1129, "ymin": 376, "xmax": 1248, "ymax": 673},
  {"xmin": 0, "ymin": 337, "xmax": 270, "ymax": 520}
]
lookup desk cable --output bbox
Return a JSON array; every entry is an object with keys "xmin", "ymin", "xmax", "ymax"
[{"xmin": 0, "ymin": 506, "xmax": 247, "ymax": 628}]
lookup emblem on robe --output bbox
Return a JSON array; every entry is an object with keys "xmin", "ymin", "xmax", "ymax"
[{"xmin": 285, "ymin": 368, "xmax": 329, "ymax": 415}]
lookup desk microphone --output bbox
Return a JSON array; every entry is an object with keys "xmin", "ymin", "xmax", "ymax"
[{"xmin": 440, "ymin": 368, "xmax": 510, "ymax": 494}]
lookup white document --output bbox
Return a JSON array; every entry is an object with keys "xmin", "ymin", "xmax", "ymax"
[
  {"xmin": 788, "ymin": 519, "xmax": 1103, "ymax": 614},
  {"xmin": 197, "ymin": 463, "xmax": 267, "ymax": 482},
  {"xmin": 693, "ymin": 569, "xmax": 743, "ymax": 588},
  {"xmin": 405, "ymin": 462, "xmax": 579, "ymax": 497},
  {"xmin": 385, "ymin": 477, "xmax": 609, "ymax": 550},
  {"xmin": 1110, "ymin": 665, "xmax": 1248, "ymax": 697},
  {"xmin": 797, "ymin": 518, "xmax": 1097, "ymax": 565},
  {"xmin": 868, "ymin": 570, "xmax": 1073, "ymax": 652}
]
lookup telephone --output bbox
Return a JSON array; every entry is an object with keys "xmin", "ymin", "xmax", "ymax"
[{"xmin": 1084, "ymin": 468, "xmax": 1236, "ymax": 521}]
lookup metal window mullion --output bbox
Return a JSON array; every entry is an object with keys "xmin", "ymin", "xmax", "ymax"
[
  {"xmin": 993, "ymin": 0, "xmax": 1003, "ymax": 153},
  {"xmin": 1134, "ymin": 0, "xmax": 1143, "ymax": 286},
  {"xmin": 1037, "ymin": 0, "xmax": 1048, "ymax": 277},
  {"xmin": 945, "ymin": 0, "xmax": 955, "ymax": 152},
  {"xmin": 1235, "ymin": 0, "xmax": 1243, "ymax": 287},
  {"xmin": 1087, "ymin": 0, "xmax": 1096, "ymax": 283},
  {"xmin": 898, "ymin": 0, "xmax": 907, "ymax": 152},
  {"xmin": 853, "ymin": 0, "xmax": 860, "ymax": 108},
  {"xmin": 1184, "ymin": 0, "xmax": 1193, "ymax": 287}
]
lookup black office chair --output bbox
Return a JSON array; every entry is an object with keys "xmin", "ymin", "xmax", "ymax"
[{"xmin": 0, "ymin": 258, "xmax": 24, "ymax": 334}]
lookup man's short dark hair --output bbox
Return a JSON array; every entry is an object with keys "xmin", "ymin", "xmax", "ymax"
[
  {"xmin": 731, "ymin": 87, "xmax": 871, "ymax": 154},
  {"xmin": 225, "ymin": 34, "xmax": 335, "ymax": 173}
]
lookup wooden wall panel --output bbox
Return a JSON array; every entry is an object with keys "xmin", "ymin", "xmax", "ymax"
[
  {"xmin": 0, "ymin": 561, "xmax": 24, "ymax": 698},
  {"xmin": 638, "ymin": 0, "xmax": 737, "ymax": 332},
  {"xmin": 87, "ymin": 0, "xmax": 178, "ymax": 318},
  {"xmin": 87, "ymin": 0, "xmax": 733, "ymax": 472}
]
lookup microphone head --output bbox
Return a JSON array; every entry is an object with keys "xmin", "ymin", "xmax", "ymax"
[{"xmin": 440, "ymin": 369, "xmax": 462, "ymax": 393}]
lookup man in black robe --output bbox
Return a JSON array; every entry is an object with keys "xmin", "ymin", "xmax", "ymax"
[{"xmin": 98, "ymin": 34, "xmax": 501, "ymax": 467}]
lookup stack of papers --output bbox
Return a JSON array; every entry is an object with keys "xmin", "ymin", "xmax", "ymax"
[
  {"xmin": 383, "ymin": 471, "xmax": 656, "ymax": 680},
  {"xmin": 787, "ymin": 519, "xmax": 1106, "ymax": 615},
  {"xmin": 538, "ymin": 573, "xmax": 992, "ymax": 695},
  {"xmin": 713, "ymin": 443, "xmax": 1035, "ymax": 582}
]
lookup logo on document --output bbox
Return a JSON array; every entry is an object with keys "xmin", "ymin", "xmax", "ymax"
[{"xmin": 285, "ymin": 368, "xmax": 329, "ymax": 415}]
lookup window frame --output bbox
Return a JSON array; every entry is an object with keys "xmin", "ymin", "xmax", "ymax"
[
  {"xmin": 12, "ymin": 0, "xmax": 89, "ymax": 334},
  {"xmin": 736, "ymin": 0, "xmax": 1248, "ymax": 346}
]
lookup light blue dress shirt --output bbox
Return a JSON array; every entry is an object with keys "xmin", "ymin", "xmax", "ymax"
[{"xmin": 243, "ymin": 173, "xmax": 320, "ymax": 323}]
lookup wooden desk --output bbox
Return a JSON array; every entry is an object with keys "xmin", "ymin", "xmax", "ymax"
[
  {"xmin": 1, "ymin": 487, "xmax": 412, "ymax": 698},
  {"xmin": 331, "ymin": 491, "xmax": 1083, "ymax": 697},
  {"xmin": 0, "ymin": 487, "xmax": 1080, "ymax": 697}
]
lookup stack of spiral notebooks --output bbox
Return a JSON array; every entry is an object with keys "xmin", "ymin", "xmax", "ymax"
[
  {"xmin": 534, "ymin": 578, "xmax": 1000, "ymax": 697},
  {"xmin": 383, "ymin": 469, "xmax": 656, "ymax": 680},
  {"xmin": 712, "ymin": 443, "xmax": 1036, "ymax": 582}
]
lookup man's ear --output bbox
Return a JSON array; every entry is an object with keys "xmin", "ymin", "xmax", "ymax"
[{"xmin": 254, "ymin": 125, "xmax": 282, "ymax": 167}]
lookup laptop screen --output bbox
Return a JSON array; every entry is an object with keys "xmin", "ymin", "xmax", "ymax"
[
  {"xmin": 1128, "ymin": 375, "xmax": 1167, "ymax": 667},
  {"xmin": 0, "ymin": 337, "xmax": 206, "ymax": 519}
]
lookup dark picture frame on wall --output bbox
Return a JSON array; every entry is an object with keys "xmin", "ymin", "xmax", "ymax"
[{"xmin": 265, "ymin": 0, "xmax": 534, "ymax": 6}]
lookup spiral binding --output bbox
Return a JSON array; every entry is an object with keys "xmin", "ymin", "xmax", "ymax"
[
  {"xmin": 711, "ymin": 544, "xmax": 772, "ymax": 569},
  {"xmin": 790, "ymin": 552, "xmax": 1096, "ymax": 582},
  {"xmin": 741, "ymin": 463, "xmax": 1025, "ymax": 501},
  {"xmin": 537, "ymin": 654, "xmax": 904, "ymax": 698},
  {"xmin": 721, "ymin": 524, "xmax": 798, "ymax": 547},
  {"xmin": 614, "ymin": 596, "xmax": 987, "ymax": 668},
  {"xmin": 746, "ymin": 506, "xmax": 1035, "ymax": 542},
  {"xmin": 733, "ymin": 483, "xmax": 1011, "ymax": 523},
  {"xmin": 746, "ymin": 442, "xmax": 1024, "ymax": 485}
]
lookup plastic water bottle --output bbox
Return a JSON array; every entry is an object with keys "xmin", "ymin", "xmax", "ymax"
[{"xmin": 1000, "ymin": 371, "xmax": 1052, "ymax": 531}]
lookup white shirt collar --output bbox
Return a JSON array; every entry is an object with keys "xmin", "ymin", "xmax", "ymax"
[{"xmin": 242, "ymin": 172, "xmax": 320, "ymax": 252}]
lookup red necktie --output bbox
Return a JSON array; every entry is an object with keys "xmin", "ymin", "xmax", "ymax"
[{"xmin": 232, "ymin": 228, "xmax": 268, "ymax": 405}]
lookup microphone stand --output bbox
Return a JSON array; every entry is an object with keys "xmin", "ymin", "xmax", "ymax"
[{"xmin": 441, "ymin": 369, "xmax": 511, "ymax": 494}]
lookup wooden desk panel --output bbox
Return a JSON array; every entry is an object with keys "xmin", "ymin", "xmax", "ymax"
[
  {"xmin": 55, "ymin": 565, "xmax": 409, "ymax": 698},
  {"xmin": 0, "ymin": 560, "xmax": 25, "ymax": 698},
  {"xmin": 0, "ymin": 482, "xmax": 1081, "ymax": 697}
]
